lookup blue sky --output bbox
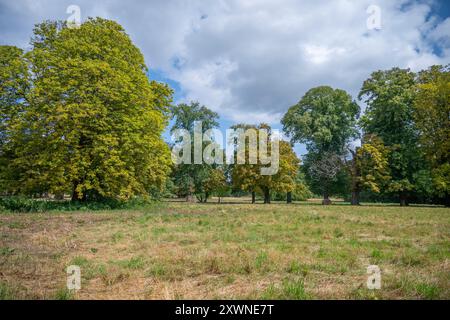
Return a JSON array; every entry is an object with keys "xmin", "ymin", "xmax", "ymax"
[{"xmin": 1, "ymin": 0, "xmax": 449, "ymax": 158}]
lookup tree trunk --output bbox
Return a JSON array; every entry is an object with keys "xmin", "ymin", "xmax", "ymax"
[
  {"xmin": 72, "ymin": 180, "xmax": 88, "ymax": 202},
  {"xmin": 349, "ymin": 150, "xmax": 360, "ymax": 206},
  {"xmin": 322, "ymin": 190, "xmax": 332, "ymax": 205},
  {"xmin": 399, "ymin": 192, "xmax": 409, "ymax": 206},
  {"xmin": 218, "ymin": 197, "xmax": 221, "ymax": 204},
  {"xmin": 351, "ymin": 190, "xmax": 360, "ymax": 205},
  {"xmin": 204, "ymin": 192, "xmax": 209, "ymax": 203},
  {"xmin": 251, "ymin": 191, "xmax": 256, "ymax": 204},
  {"xmin": 263, "ymin": 188, "xmax": 271, "ymax": 204},
  {"xmin": 287, "ymin": 192, "xmax": 292, "ymax": 204}
]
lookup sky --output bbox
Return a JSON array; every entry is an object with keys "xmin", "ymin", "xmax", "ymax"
[{"xmin": 1, "ymin": 0, "xmax": 449, "ymax": 156}]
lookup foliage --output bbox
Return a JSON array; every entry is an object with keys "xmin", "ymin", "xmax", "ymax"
[
  {"xmin": 0, "ymin": 19, "xmax": 172, "ymax": 201},
  {"xmin": 170, "ymin": 101, "xmax": 219, "ymax": 135},
  {"xmin": 230, "ymin": 124, "xmax": 263, "ymax": 195},
  {"xmin": 359, "ymin": 68, "xmax": 421, "ymax": 204},
  {"xmin": 355, "ymin": 136, "xmax": 390, "ymax": 193},
  {"xmin": 1, "ymin": 19, "xmax": 448, "ymax": 207},
  {"xmin": 282, "ymin": 86, "xmax": 360, "ymax": 154},
  {"xmin": 203, "ymin": 167, "xmax": 229, "ymax": 200},
  {"xmin": 431, "ymin": 163, "xmax": 450, "ymax": 200},
  {"xmin": 231, "ymin": 124, "xmax": 300, "ymax": 203},
  {"xmin": 170, "ymin": 101, "xmax": 221, "ymax": 202},
  {"xmin": 349, "ymin": 135, "xmax": 391, "ymax": 198},
  {"xmin": 272, "ymin": 171, "xmax": 312, "ymax": 201},
  {"xmin": 0, "ymin": 196, "xmax": 159, "ymax": 213},
  {"xmin": 414, "ymin": 65, "xmax": 450, "ymax": 200},
  {"xmin": 345, "ymin": 135, "xmax": 391, "ymax": 204},
  {"xmin": 282, "ymin": 86, "xmax": 359, "ymax": 202},
  {"xmin": 0, "ymin": 46, "xmax": 29, "ymax": 192}
]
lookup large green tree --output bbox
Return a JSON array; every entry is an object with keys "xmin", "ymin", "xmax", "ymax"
[
  {"xmin": 414, "ymin": 65, "xmax": 450, "ymax": 205},
  {"xmin": 0, "ymin": 18, "xmax": 172, "ymax": 200},
  {"xmin": 170, "ymin": 101, "xmax": 220, "ymax": 202},
  {"xmin": 359, "ymin": 68, "xmax": 421, "ymax": 206},
  {"xmin": 0, "ymin": 46, "xmax": 29, "ymax": 192},
  {"xmin": 282, "ymin": 86, "xmax": 360, "ymax": 204}
]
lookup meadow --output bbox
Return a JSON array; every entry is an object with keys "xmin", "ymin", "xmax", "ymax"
[{"xmin": 0, "ymin": 199, "xmax": 449, "ymax": 300}]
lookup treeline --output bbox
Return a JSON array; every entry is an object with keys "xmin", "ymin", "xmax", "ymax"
[
  {"xmin": 168, "ymin": 106, "xmax": 306, "ymax": 204},
  {"xmin": 282, "ymin": 66, "xmax": 449, "ymax": 207},
  {"xmin": 0, "ymin": 19, "xmax": 448, "ymax": 206}
]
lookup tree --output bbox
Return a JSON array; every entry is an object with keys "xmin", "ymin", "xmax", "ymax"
[
  {"xmin": 230, "ymin": 124, "xmax": 262, "ymax": 203},
  {"xmin": 273, "ymin": 170, "xmax": 312, "ymax": 202},
  {"xmin": 347, "ymin": 135, "xmax": 391, "ymax": 205},
  {"xmin": 1, "ymin": 19, "xmax": 172, "ymax": 200},
  {"xmin": 414, "ymin": 65, "xmax": 450, "ymax": 206},
  {"xmin": 231, "ymin": 123, "xmax": 300, "ymax": 204},
  {"xmin": 282, "ymin": 86, "xmax": 360, "ymax": 204},
  {"xmin": 265, "ymin": 140, "xmax": 300, "ymax": 203},
  {"xmin": 0, "ymin": 46, "xmax": 29, "ymax": 193},
  {"xmin": 292, "ymin": 171, "xmax": 313, "ymax": 201},
  {"xmin": 170, "ymin": 101, "xmax": 220, "ymax": 202},
  {"xmin": 359, "ymin": 68, "xmax": 420, "ymax": 206},
  {"xmin": 203, "ymin": 167, "xmax": 228, "ymax": 203}
]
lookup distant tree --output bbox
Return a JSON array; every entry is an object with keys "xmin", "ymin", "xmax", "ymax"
[
  {"xmin": 282, "ymin": 86, "xmax": 360, "ymax": 204},
  {"xmin": 170, "ymin": 102, "xmax": 219, "ymax": 136},
  {"xmin": 273, "ymin": 170, "xmax": 312, "ymax": 203},
  {"xmin": 414, "ymin": 65, "xmax": 450, "ymax": 206},
  {"xmin": 359, "ymin": 68, "xmax": 421, "ymax": 206},
  {"xmin": 347, "ymin": 135, "xmax": 391, "ymax": 205},
  {"xmin": 231, "ymin": 123, "xmax": 300, "ymax": 204},
  {"xmin": 304, "ymin": 151, "xmax": 344, "ymax": 204},
  {"xmin": 230, "ymin": 124, "xmax": 262, "ymax": 203},
  {"xmin": 0, "ymin": 46, "xmax": 28, "ymax": 193},
  {"xmin": 0, "ymin": 19, "xmax": 172, "ymax": 200},
  {"xmin": 292, "ymin": 171, "xmax": 313, "ymax": 201},
  {"xmin": 170, "ymin": 101, "xmax": 220, "ymax": 202},
  {"xmin": 203, "ymin": 167, "xmax": 228, "ymax": 203},
  {"xmin": 265, "ymin": 140, "xmax": 300, "ymax": 203}
]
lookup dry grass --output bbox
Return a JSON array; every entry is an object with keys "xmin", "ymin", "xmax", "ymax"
[{"xmin": 0, "ymin": 200, "xmax": 449, "ymax": 299}]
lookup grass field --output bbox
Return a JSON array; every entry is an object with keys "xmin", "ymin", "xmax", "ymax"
[{"xmin": 1, "ymin": 199, "xmax": 449, "ymax": 300}]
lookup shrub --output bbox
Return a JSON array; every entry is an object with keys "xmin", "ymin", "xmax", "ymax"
[{"xmin": 0, "ymin": 196, "xmax": 159, "ymax": 213}]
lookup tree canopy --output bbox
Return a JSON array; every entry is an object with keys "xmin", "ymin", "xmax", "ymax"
[
  {"xmin": 414, "ymin": 65, "xmax": 450, "ymax": 203},
  {"xmin": 282, "ymin": 86, "xmax": 360, "ymax": 203},
  {"xmin": 359, "ymin": 68, "xmax": 420, "ymax": 205},
  {"xmin": 282, "ymin": 86, "xmax": 360, "ymax": 154},
  {"xmin": 0, "ymin": 18, "xmax": 172, "ymax": 200},
  {"xmin": 231, "ymin": 124, "xmax": 300, "ymax": 204},
  {"xmin": 170, "ymin": 101, "xmax": 221, "ymax": 202}
]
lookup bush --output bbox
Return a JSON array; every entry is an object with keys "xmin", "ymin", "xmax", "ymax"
[
  {"xmin": 0, "ymin": 197, "xmax": 48, "ymax": 213},
  {"xmin": 0, "ymin": 196, "xmax": 159, "ymax": 213}
]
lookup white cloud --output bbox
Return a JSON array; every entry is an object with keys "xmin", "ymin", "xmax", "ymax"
[{"xmin": 1, "ymin": 0, "xmax": 449, "ymax": 125}]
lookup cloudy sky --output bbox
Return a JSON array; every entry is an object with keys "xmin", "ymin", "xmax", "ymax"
[{"xmin": 1, "ymin": 0, "xmax": 449, "ymax": 153}]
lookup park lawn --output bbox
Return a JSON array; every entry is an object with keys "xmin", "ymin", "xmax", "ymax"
[{"xmin": 0, "ymin": 200, "xmax": 449, "ymax": 300}]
